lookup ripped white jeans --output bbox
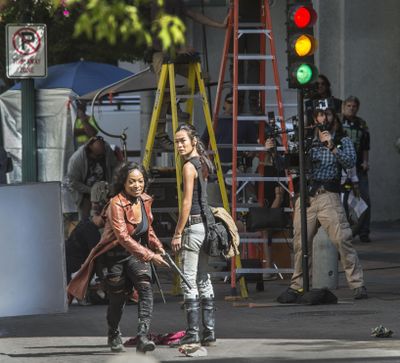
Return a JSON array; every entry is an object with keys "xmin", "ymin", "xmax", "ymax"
[{"xmin": 181, "ymin": 222, "xmax": 214, "ymax": 300}]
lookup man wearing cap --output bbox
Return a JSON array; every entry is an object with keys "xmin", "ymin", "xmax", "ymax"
[{"xmin": 277, "ymin": 107, "xmax": 368, "ymax": 302}]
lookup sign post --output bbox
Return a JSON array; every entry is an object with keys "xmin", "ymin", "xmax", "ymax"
[
  {"xmin": 6, "ymin": 24, "xmax": 47, "ymax": 78},
  {"xmin": 6, "ymin": 23, "xmax": 47, "ymax": 182}
]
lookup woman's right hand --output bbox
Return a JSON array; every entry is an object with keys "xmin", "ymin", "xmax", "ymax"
[
  {"xmin": 151, "ymin": 253, "xmax": 170, "ymax": 268},
  {"xmin": 171, "ymin": 235, "xmax": 182, "ymax": 253}
]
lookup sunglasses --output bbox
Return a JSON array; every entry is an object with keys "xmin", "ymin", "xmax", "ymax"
[{"xmin": 225, "ymin": 99, "xmax": 233, "ymax": 104}]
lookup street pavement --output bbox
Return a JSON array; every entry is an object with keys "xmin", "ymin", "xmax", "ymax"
[{"xmin": 1, "ymin": 222, "xmax": 400, "ymax": 363}]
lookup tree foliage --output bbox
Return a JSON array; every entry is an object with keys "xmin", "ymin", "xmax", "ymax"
[
  {"xmin": 57, "ymin": 1, "xmax": 186, "ymax": 52},
  {"xmin": 0, "ymin": 0, "xmax": 186, "ymax": 90}
]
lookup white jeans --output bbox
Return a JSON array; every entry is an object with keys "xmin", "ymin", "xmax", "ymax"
[{"xmin": 181, "ymin": 222, "xmax": 214, "ymax": 300}]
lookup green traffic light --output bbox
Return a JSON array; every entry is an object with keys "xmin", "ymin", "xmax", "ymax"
[{"xmin": 296, "ymin": 64, "xmax": 314, "ymax": 85}]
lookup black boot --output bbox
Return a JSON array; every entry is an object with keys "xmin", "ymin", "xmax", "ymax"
[
  {"xmin": 177, "ymin": 299, "xmax": 201, "ymax": 345},
  {"xmin": 107, "ymin": 328, "xmax": 125, "ymax": 352},
  {"xmin": 201, "ymin": 298, "xmax": 216, "ymax": 346},
  {"xmin": 136, "ymin": 321, "xmax": 156, "ymax": 353}
]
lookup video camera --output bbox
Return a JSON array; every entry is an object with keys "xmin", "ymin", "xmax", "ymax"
[
  {"xmin": 315, "ymin": 122, "xmax": 330, "ymax": 132},
  {"xmin": 265, "ymin": 111, "xmax": 285, "ymax": 139}
]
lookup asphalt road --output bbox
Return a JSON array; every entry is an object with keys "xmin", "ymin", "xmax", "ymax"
[{"xmin": 1, "ymin": 223, "xmax": 400, "ymax": 363}]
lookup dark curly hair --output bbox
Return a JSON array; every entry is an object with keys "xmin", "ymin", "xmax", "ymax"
[{"xmin": 111, "ymin": 162, "xmax": 150, "ymax": 196}]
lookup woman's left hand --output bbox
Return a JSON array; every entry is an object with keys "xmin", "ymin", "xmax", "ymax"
[{"xmin": 171, "ymin": 235, "xmax": 182, "ymax": 253}]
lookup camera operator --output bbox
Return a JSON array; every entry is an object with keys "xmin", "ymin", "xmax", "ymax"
[
  {"xmin": 277, "ymin": 108, "xmax": 368, "ymax": 303},
  {"xmin": 304, "ymin": 75, "xmax": 342, "ymax": 125}
]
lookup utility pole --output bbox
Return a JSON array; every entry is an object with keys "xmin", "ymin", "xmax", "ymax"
[{"xmin": 297, "ymin": 88, "xmax": 309, "ymax": 292}]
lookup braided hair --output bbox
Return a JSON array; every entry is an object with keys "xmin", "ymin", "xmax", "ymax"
[{"xmin": 175, "ymin": 123, "xmax": 214, "ymax": 179}]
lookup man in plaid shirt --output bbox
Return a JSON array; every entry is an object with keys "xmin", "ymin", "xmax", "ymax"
[{"xmin": 278, "ymin": 108, "xmax": 368, "ymax": 303}]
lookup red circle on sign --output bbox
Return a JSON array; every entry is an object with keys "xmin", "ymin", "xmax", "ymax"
[{"xmin": 12, "ymin": 28, "xmax": 41, "ymax": 56}]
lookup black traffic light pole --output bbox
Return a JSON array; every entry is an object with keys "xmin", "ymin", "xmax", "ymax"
[{"xmin": 297, "ymin": 88, "xmax": 309, "ymax": 292}]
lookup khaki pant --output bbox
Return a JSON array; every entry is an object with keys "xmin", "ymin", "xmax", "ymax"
[{"xmin": 290, "ymin": 192, "xmax": 364, "ymax": 290}]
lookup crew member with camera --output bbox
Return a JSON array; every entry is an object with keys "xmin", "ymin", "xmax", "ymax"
[{"xmin": 278, "ymin": 107, "xmax": 368, "ymax": 303}]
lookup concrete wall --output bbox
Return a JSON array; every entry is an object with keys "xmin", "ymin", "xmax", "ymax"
[
  {"xmin": 318, "ymin": 0, "xmax": 400, "ymax": 222},
  {"xmin": 188, "ymin": 1, "xmax": 400, "ymax": 222}
]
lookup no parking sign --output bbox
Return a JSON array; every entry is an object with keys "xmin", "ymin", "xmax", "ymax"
[{"xmin": 6, "ymin": 23, "xmax": 47, "ymax": 78}]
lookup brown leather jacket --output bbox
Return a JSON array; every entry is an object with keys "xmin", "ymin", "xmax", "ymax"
[{"xmin": 67, "ymin": 192, "xmax": 163, "ymax": 300}]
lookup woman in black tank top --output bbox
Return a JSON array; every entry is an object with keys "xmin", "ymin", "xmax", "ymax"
[{"xmin": 171, "ymin": 124, "xmax": 217, "ymax": 347}]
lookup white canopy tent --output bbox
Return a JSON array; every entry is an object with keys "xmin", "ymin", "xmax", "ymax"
[
  {"xmin": 0, "ymin": 89, "xmax": 78, "ymax": 212},
  {"xmin": 0, "ymin": 61, "xmax": 134, "ymax": 211},
  {"xmin": 0, "ymin": 88, "xmax": 76, "ymax": 183}
]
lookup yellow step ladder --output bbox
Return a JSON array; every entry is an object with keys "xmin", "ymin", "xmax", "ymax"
[{"xmin": 143, "ymin": 56, "xmax": 240, "ymax": 295}]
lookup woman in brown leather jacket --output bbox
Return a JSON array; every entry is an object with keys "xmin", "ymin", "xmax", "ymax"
[{"xmin": 67, "ymin": 162, "xmax": 169, "ymax": 353}]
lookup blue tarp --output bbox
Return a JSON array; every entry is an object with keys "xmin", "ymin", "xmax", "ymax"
[{"xmin": 11, "ymin": 60, "xmax": 133, "ymax": 96}]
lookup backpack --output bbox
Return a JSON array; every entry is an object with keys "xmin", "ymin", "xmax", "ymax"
[
  {"xmin": 202, "ymin": 218, "xmax": 230, "ymax": 258},
  {"xmin": 187, "ymin": 157, "xmax": 230, "ymax": 259}
]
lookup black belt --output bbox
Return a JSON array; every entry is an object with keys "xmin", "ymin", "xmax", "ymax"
[
  {"xmin": 308, "ymin": 180, "xmax": 340, "ymax": 196},
  {"xmin": 313, "ymin": 186, "xmax": 328, "ymax": 196},
  {"xmin": 185, "ymin": 214, "xmax": 203, "ymax": 227}
]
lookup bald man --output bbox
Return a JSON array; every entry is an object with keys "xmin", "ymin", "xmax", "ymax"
[{"xmin": 67, "ymin": 136, "xmax": 119, "ymax": 219}]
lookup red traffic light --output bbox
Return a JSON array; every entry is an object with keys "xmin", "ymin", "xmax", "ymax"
[{"xmin": 292, "ymin": 5, "xmax": 317, "ymax": 28}]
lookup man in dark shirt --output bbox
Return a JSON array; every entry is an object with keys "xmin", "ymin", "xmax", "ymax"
[
  {"xmin": 65, "ymin": 181, "xmax": 109, "ymax": 284},
  {"xmin": 341, "ymin": 96, "xmax": 371, "ymax": 242}
]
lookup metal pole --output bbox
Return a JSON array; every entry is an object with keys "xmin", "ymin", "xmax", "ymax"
[
  {"xmin": 297, "ymin": 88, "xmax": 309, "ymax": 292},
  {"xmin": 230, "ymin": 0, "xmax": 239, "ymax": 297},
  {"xmin": 21, "ymin": 78, "xmax": 37, "ymax": 182},
  {"xmin": 19, "ymin": 2, "xmax": 37, "ymax": 182}
]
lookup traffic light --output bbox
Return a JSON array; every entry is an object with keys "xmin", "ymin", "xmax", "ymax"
[{"xmin": 286, "ymin": 0, "xmax": 318, "ymax": 88}]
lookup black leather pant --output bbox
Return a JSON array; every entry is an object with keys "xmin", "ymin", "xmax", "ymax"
[{"xmin": 105, "ymin": 254, "xmax": 153, "ymax": 331}]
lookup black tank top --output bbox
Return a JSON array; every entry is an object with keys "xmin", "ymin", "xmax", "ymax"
[{"xmin": 186, "ymin": 157, "xmax": 203, "ymax": 215}]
